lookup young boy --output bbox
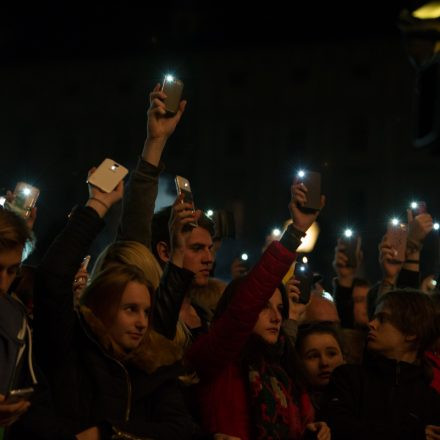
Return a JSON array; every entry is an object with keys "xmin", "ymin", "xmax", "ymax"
[{"xmin": 326, "ymin": 289, "xmax": 440, "ymax": 440}]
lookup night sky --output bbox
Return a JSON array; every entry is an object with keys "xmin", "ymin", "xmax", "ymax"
[{"xmin": 2, "ymin": 3, "xmax": 438, "ymax": 285}]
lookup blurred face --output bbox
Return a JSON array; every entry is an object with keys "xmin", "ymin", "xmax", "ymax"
[
  {"xmin": 253, "ymin": 289, "xmax": 283, "ymax": 344},
  {"xmin": 300, "ymin": 333, "xmax": 344, "ymax": 388},
  {"xmin": 367, "ymin": 303, "xmax": 413, "ymax": 360},
  {"xmin": 183, "ymin": 226, "xmax": 214, "ymax": 287},
  {"xmin": 0, "ymin": 246, "xmax": 23, "ymax": 296},
  {"xmin": 353, "ymin": 285, "xmax": 369, "ymax": 326},
  {"xmin": 107, "ymin": 281, "xmax": 151, "ymax": 353}
]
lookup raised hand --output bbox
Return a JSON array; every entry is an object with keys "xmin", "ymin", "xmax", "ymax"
[{"xmin": 289, "ymin": 181, "xmax": 325, "ymax": 233}]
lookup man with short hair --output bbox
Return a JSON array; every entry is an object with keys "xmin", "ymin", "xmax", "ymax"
[{"xmin": 326, "ymin": 289, "xmax": 440, "ymax": 440}]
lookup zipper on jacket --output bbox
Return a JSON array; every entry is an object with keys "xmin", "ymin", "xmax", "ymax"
[{"xmin": 114, "ymin": 359, "xmax": 132, "ymax": 422}]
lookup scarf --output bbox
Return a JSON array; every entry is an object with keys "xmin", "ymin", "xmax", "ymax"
[{"xmin": 246, "ymin": 335, "xmax": 314, "ymax": 440}]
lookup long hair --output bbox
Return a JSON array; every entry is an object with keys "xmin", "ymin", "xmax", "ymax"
[
  {"xmin": 81, "ymin": 264, "xmax": 149, "ymax": 326},
  {"xmin": 0, "ymin": 207, "xmax": 34, "ymax": 258}
]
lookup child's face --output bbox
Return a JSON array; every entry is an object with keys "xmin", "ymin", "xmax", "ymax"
[{"xmin": 300, "ymin": 333, "xmax": 345, "ymax": 388}]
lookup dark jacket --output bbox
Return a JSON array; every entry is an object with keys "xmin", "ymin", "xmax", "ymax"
[
  {"xmin": 325, "ymin": 353, "xmax": 440, "ymax": 440},
  {"xmin": 32, "ymin": 206, "xmax": 194, "ymax": 440}
]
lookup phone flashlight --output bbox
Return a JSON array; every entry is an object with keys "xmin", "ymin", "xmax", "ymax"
[
  {"xmin": 241, "ymin": 253, "xmax": 249, "ymax": 261},
  {"xmin": 22, "ymin": 187, "xmax": 31, "ymax": 196},
  {"xmin": 434, "ymin": 223, "xmax": 440, "ymax": 231},
  {"xmin": 206, "ymin": 209, "xmax": 214, "ymax": 218},
  {"xmin": 344, "ymin": 228, "xmax": 353, "ymax": 238},
  {"xmin": 110, "ymin": 164, "xmax": 119, "ymax": 171},
  {"xmin": 165, "ymin": 74, "xmax": 174, "ymax": 82},
  {"xmin": 302, "ymin": 256, "xmax": 308, "ymax": 264},
  {"xmin": 410, "ymin": 201, "xmax": 418, "ymax": 209},
  {"xmin": 298, "ymin": 264, "xmax": 306, "ymax": 272},
  {"xmin": 431, "ymin": 279, "xmax": 438, "ymax": 287},
  {"xmin": 391, "ymin": 218, "xmax": 400, "ymax": 226},
  {"xmin": 0, "ymin": 196, "xmax": 5, "ymax": 207},
  {"xmin": 272, "ymin": 228, "xmax": 281, "ymax": 237},
  {"xmin": 297, "ymin": 170, "xmax": 306, "ymax": 178}
]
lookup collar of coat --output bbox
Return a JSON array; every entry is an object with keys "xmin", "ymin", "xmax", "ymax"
[{"xmin": 79, "ymin": 305, "xmax": 184, "ymax": 374}]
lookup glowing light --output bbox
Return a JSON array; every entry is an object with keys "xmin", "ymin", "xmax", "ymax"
[
  {"xmin": 241, "ymin": 253, "xmax": 248, "ymax": 261},
  {"xmin": 432, "ymin": 279, "xmax": 438, "ymax": 287},
  {"xmin": 272, "ymin": 228, "xmax": 281, "ymax": 237},
  {"xmin": 165, "ymin": 74, "xmax": 174, "ymax": 82},
  {"xmin": 300, "ymin": 265, "xmax": 306, "ymax": 272},
  {"xmin": 410, "ymin": 201, "xmax": 418, "ymax": 209},
  {"xmin": 434, "ymin": 223, "xmax": 440, "ymax": 231},
  {"xmin": 322, "ymin": 291, "xmax": 334, "ymax": 302},
  {"xmin": 412, "ymin": 2, "xmax": 440, "ymax": 19},
  {"xmin": 296, "ymin": 221, "xmax": 320, "ymax": 253},
  {"xmin": 302, "ymin": 256, "xmax": 308, "ymax": 264},
  {"xmin": 0, "ymin": 196, "xmax": 5, "ymax": 207},
  {"xmin": 391, "ymin": 218, "xmax": 399, "ymax": 226},
  {"xmin": 344, "ymin": 228, "xmax": 353, "ymax": 238},
  {"xmin": 206, "ymin": 209, "xmax": 214, "ymax": 218},
  {"xmin": 297, "ymin": 170, "xmax": 305, "ymax": 178},
  {"xmin": 22, "ymin": 187, "xmax": 31, "ymax": 196}
]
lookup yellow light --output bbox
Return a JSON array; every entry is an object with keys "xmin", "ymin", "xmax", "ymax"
[
  {"xmin": 412, "ymin": 1, "xmax": 440, "ymax": 19},
  {"xmin": 281, "ymin": 219, "xmax": 320, "ymax": 253}
]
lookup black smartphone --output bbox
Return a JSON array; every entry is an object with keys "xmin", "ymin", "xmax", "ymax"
[
  {"xmin": 295, "ymin": 170, "xmax": 321, "ymax": 212},
  {"xmin": 162, "ymin": 75, "xmax": 184, "ymax": 114},
  {"xmin": 213, "ymin": 209, "xmax": 236, "ymax": 239},
  {"xmin": 294, "ymin": 262, "xmax": 313, "ymax": 304},
  {"xmin": 340, "ymin": 229, "xmax": 361, "ymax": 268},
  {"xmin": 5, "ymin": 387, "xmax": 34, "ymax": 403}
]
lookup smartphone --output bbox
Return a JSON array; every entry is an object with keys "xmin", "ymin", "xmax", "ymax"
[
  {"xmin": 294, "ymin": 262, "xmax": 313, "ymax": 304},
  {"xmin": 5, "ymin": 387, "xmax": 34, "ymax": 403},
  {"xmin": 295, "ymin": 170, "xmax": 321, "ymax": 212},
  {"xmin": 87, "ymin": 159, "xmax": 128, "ymax": 193},
  {"xmin": 81, "ymin": 255, "xmax": 91, "ymax": 271},
  {"xmin": 410, "ymin": 201, "xmax": 427, "ymax": 216},
  {"xmin": 162, "ymin": 75, "xmax": 184, "ymax": 114},
  {"xmin": 340, "ymin": 230, "xmax": 361, "ymax": 268},
  {"xmin": 213, "ymin": 210, "xmax": 236, "ymax": 239},
  {"xmin": 175, "ymin": 175, "xmax": 197, "ymax": 227},
  {"xmin": 6, "ymin": 182, "xmax": 40, "ymax": 219},
  {"xmin": 387, "ymin": 221, "xmax": 408, "ymax": 263}
]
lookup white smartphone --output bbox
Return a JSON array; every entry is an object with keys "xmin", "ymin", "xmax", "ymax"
[
  {"xmin": 5, "ymin": 387, "xmax": 34, "ymax": 403},
  {"xmin": 7, "ymin": 182, "xmax": 40, "ymax": 219},
  {"xmin": 87, "ymin": 159, "xmax": 128, "ymax": 193},
  {"xmin": 175, "ymin": 175, "xmax": 197, "ymax": 227}
]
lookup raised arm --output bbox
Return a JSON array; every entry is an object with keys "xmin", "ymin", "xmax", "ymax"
[
  {"xmin": 33, "ymin": 171, "xmax": 123, "ymax": 368},
  {"xmin": 117, "ymin": 84, "xmax": 186, "ymax": 247},
  {"xmin": 187, "ymin": 182, "xmax": 324, "ymax": 377}
]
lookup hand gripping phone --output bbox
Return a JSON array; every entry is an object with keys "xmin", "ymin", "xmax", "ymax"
[
  {"xmin": 162, "ymin": 75, "xmax": 184, "ymax": 114},
  {"xmin": 7, "ymin": 182, "xmax": 40, "ymax": 219},
  {"xmin": 295, "ymin": 170, "xmax": 322, "ymax": 212},
  {"xmin": 387, "ymin": 220, "xmax": 408, "ymax": 263},
  {"xmin": 294, "ymin": 262, "xmax": 314, "ymax": 304},
  {"xmin": 340, "ymin": 229, "xmax": 361, "ymax": 268},
  {"xmin": 410, "ymin": 201, "xmax": 427, "ymax": 217},
  {"xmin": 87, "ymin": 159, "xmax": 128, "ymax": 193},
  {"xmin": 175, "ymin": 175, "xmax": 197, "ymax": 228}
]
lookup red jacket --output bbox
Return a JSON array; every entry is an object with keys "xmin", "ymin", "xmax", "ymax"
[
  {"xmin": 187, "ymin": 241, "xmax": 312, "ymax": 439},
  {"xmin": 426, "ymin": 351, "xmax": 440, "ymax": 394}
]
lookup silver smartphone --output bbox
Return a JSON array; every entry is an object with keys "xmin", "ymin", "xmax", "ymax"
[
  {"xmin": 5, "ymin": 387, "xmax": 34, "ymax": 403},
  {"xmin": 6, "ymin": 182, "xmax": 40, "ymax": 219},
  {"xmin": 162, "ymin": 75, "xmax": 184, "ymax": 114},
  {"xmin": 175, "ymin": 175, "xmax": 197, "ymax": 228}
]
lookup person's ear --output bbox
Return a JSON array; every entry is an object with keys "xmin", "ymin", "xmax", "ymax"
[{"xmin": 156, "ymin": 241, "xmax": 170, "ymax": 263}]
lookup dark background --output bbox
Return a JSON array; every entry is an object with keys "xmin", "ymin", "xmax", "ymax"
[{"xmin": 2, "ymin": 2, "xmax": 439, "ymax": 286}]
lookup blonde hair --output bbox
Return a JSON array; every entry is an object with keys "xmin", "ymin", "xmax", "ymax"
[
  {"xmin": 91, "ymin": 241, "xmax": 162, "ymax": 292},
  {"xmin": 0, "ymin": 208, "xmax": 34, "ymax": 258},
  {"xmin": 91, "ymin": 240, "xmax": 191, "ymax": 357},
  {"xmin": 190, "ymin": 277, "xmax": 226, "ymax": 320}
]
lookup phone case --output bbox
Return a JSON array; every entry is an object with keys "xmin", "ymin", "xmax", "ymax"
[
  {"xmin": 87, "ymin": 159, "xmax": 128, "ymax": 193},
  {"xmin": 8, "ymin": 182, "xmax": 40, "ymax": 219},
  {"xmin": 341, "ymin": 235, "xmax": 361, "ymax": 268},
  {"xmin": 387, "ymin": 223, "xmax": 408, "ymax": 263},
  {"xmin": 297, "ymin": 171, "xmax": 321, "ymax": 211},
  {"xmin": 6, "ymin": 387, "xmax": 34, "ymax": 403},
  {"xmin": 294, "ymin": 263, "xmax": 313, "ymax": 304},
  {"xmin": 175, "ymin": 175, "xmax": 197, "ymax": 227},
  {"xmin": 162, "ymin": 77, "xmax": 184, "ymax": 114}
]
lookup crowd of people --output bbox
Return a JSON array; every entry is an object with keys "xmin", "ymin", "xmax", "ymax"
[{"xmin": 1, "ymin": 83, "xmax": 440, "ymax": 440}]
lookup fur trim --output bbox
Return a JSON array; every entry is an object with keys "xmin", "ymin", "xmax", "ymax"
[{"xmin": 80, "ymin": 306, "xmax": 184, "ymax": 374}]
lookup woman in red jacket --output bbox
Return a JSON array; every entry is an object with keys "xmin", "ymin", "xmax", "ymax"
[{"xmin": 186, "ymin": 182, "xmax": 330, "ymax": 440}]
